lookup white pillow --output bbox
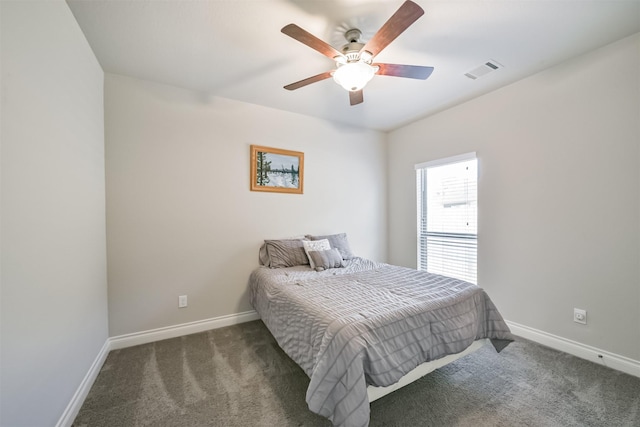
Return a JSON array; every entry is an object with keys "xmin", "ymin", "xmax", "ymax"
[{"xmin": 303, "ymin": 239, "xmax": 331, "ymax": 269}]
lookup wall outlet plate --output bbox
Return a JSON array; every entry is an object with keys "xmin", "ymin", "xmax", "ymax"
[
  {"xmin": 178, "ymin": 295, "xmax": 188, "ymax": 308},
  {"xmin": 573, "ymin": 308, "xmax": 587, "ymax": 325}
]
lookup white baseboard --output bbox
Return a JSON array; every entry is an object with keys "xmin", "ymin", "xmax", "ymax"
[
  {"xmin": 57, "ymin": 310, "xmax": 260, "ymax": 427},
  {"xmin": 109, "ymin": 310, "xmax": 260, "ymax": 350},
  {"xmin": 506, "ymin": 320, "xmax": 640, "ymax": 378},
  {"xmin": 55, "ymin": 339, "xmax": 111, "ymax": 427}
]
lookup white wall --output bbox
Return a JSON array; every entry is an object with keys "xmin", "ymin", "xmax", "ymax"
[
  {"xmin": 388, "ymin": 34, "xmax": 640, "ymax": 361},
  {"xmin": 105, "ymin": 74, "xmax": 387, "ymax": 336},
  {"xmin": 0, "ymin": 1, "xmax": 108, "ymax": 426}
]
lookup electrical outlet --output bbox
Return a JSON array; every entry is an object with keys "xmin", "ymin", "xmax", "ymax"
[
  {"xmin": 178, "ymin": 295, "xmax": 188, "ymax": 308},
  {"xmin": 573, "ymin": 308, "xmax": 587, "ymax": 325}
]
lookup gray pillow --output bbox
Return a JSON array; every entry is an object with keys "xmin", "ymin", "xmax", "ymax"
[
  {"xmin": 258, "ymin": 243, "xmax": 271, "ymax": 267},
  {"xmin": 308, "ymin": 233, "xmax": 355, "ymax": 260},
  {"xmin": 262, "ymin": 239, "xmax": 309, "ymax": 268},
  {"xmin": 308, "ymin": 248, "xmax": 344, "ymax": 271}
]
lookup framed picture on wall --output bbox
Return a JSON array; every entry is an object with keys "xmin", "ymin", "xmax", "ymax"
[{"xmin": 250, "ymin": 145, "xmax": 304, "ymax": 194}]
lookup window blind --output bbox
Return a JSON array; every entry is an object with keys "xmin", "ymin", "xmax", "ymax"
[{"xmin": 416, "ymin": 154, "xmax": 477, "ymax": 284}]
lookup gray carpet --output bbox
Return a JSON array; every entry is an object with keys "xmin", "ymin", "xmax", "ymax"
[{"xmin": 73, "ymin": 320, "xmax": 640, "ymax": 427}]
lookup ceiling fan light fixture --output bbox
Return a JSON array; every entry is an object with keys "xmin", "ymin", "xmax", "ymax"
[
  {"xmin": 360, "ymin": 50, "xmax": 373, "ymax": 62},
  {"xmin": 333, "ymin": 62, "xmax": 377, "ymax": 92},
  {"xmin": 334, "ymin": 55, "xmax": 347, "ymax": 65}
]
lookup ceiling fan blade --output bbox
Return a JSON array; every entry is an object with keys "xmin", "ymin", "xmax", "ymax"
[
  {"xmin": 349, "ymin": 90, "xmax": 364, "ymax": 106},
  {"xmin": 284, "ymin": 71, "xmax": 333, "ymax": 91},
  {"xmin": 281, "ymin": 24, "xmax": 345, "ymax": 60},
  {"xmin": 360, "ymin": 1, "xmax": 424, "ymax": 58},
  {"xmin": 375, "ymin": 63, "xmax": 434, "ymax": 79}
]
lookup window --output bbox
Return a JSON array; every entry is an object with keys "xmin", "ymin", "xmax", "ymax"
[{"xmin": 416, "ymin": 153, "xmax": 477, "ymax": 284}]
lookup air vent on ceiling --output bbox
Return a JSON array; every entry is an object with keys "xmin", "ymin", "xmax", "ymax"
[{"xmin": 464, "ymin": 60, "xmax": 503, "ymax": 80}]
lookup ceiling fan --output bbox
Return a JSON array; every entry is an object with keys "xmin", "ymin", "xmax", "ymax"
[{"xmin": 281, "ymin": 0, "xmax": 433, "ymax": 106}]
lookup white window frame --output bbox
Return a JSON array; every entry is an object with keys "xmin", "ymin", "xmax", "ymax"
[{"xmin": 415, "ymin": 152, "xmax": 477, "ymax": 284}]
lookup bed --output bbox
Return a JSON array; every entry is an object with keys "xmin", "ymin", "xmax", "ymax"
[{"xmin": 249, "ymin": 235, "xmax": 513, "ymax": 427}]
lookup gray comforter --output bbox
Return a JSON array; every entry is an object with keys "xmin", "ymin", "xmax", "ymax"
[{"xmin": 249, "ymin": 258, "xmax": 513, "ymax": 427}]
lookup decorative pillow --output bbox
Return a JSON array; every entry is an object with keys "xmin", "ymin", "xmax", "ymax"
[
  {"xmin": 308, "ymin": 233, "xmax": 355, "ymax": 260},
  {"xmin": 308, "ymin": 248, "xmax": 344, "ymax": 271},
  {"xmin": 262, "ymin": 239, "xmax": 309, "ymax": 268},
  {"xmin": 259, "ymin": 235, "xmax": 308, "ymax": 267},
  {"xmin": 303, "ymin": 239, "xmax": 331, "ymax": 269}
]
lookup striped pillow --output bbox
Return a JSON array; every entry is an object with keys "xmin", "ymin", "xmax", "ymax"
[{"xmin": 308, "ymin": 248, "xmax": 344, "ymax": 271}]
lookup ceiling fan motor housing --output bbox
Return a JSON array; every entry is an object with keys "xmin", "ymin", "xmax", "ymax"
[
  {"xmin": 340, "ymin": 29, "xmax": 373, "ymax": 64},
  {"xmin": 341, "ymin": 42, "xmax": 365, "ymax": 62}
]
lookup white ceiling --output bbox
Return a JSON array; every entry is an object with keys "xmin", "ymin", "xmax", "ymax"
[{"xmin": 67, "ymin": 0, "xmax": 640, "ymax": 132}]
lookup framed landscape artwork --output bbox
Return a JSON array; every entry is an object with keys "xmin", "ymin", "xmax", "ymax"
[{"xmin": 250, "ymin": 145, "xmax": 304, "ymax": 194}]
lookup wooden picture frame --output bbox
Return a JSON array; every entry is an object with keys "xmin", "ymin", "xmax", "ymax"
[{"xmin": 250, "ymin": 145, "xmax": 304, "ymax": 194}]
